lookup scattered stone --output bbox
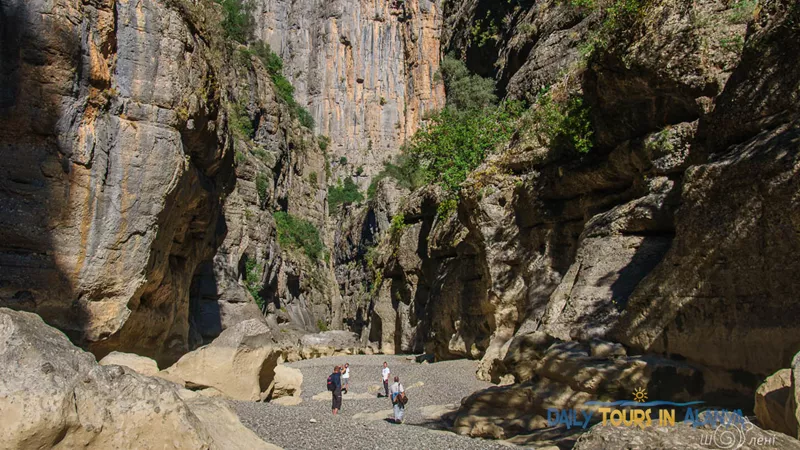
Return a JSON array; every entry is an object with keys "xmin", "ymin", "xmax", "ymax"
[
  {"xmin": 272, "ymin": 396, "xmax": 303, "ymax": 406},
  {"xmin": 309, "ymin": 419, "xmax": 317, "ymax": 423}
]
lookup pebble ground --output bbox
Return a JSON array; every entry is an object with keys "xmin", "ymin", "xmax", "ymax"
[{"xmin": 232, "ymin": 354, "xmax": 519, "ymax": 450}]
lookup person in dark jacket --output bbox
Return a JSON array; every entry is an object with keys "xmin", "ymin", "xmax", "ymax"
[{"xmin": 330, "ymin": 365, "xmax": 342, "ymax": 415}]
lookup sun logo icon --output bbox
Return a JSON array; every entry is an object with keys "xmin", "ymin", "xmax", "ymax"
[{"xmin": 633, "ymin": 387, "xmax": 648, "ymax": 403}]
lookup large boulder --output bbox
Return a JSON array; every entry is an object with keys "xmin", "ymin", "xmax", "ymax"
[
  {"xmin": 177, "ymin": 392, "xmax": 281, "ymax": 450},
  {"xmin": 454, "ymin": 339, "xmax": 702, "ymax": 440},
  {"xmin": 754, "ymin": 369, "xmax": 796, "ymax": 436},
  {"xmin": 99, "ymin": 351, "xmax": 160, "ymax": 376},
  {"xmin": 267, "ymin": 365, "xmax": 303, "ymax": 399},
  {"xmin": 0, "ymin": 308, "xmax": 279, "ymax": 449},
  {"xmin": 573, "ymin": 417, "xmax": 800, "ymax": 450},
  {"xmin": 163, "ymin": 320, "xmax": 281, "ymax": 401}
]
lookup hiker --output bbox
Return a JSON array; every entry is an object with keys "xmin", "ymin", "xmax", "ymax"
[
  {"xmin": 342, "ymin": 363, "xmax": 350, "ymax": 394},
  {"xmin": 381, "ymin": 362, "xmax": 390, "ymax": 398},
  {"xmin": 389, "ymin": 376, "xmax": 406, "ymax": 424},
  {"xmin": 328, "ymin": 365, "xmax": 342, "ymax": 415}
]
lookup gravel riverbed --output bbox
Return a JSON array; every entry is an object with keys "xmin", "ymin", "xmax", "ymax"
[{"xmin": 231, "ymin": 355, "xmax": 518, "ymax": 450}]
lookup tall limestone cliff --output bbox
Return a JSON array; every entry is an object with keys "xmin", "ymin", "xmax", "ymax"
[
  {"xmin": 253, "ymin": 0, "xmax": 446, "ymax": 184},
  {"xmin": 0, "ymin": 0, "xmax": 337, "ymax": 366}
]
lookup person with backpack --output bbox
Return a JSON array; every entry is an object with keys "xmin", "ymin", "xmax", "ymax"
[
  {"xmin": 327, "ymin": 365, "xmax": 342, "ymax": 415},
  {"xmin": 389, "ymin": 376, "xmax": 406, "ymax": 423},
  {"xmin": 342, "ymin": 363, "xmax": 350, "ymax": 394},
  {"xmin": 381, "ymin": 362, "xmax": 390, "ymax": 398}
]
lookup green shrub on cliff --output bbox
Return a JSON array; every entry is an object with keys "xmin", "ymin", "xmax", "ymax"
[
  {"xmin": 230, "ymin": 102, "xmax": 254, "ymax": 138},
  {"xmin": 328, "ymin": 177, "xmax": 364, "ymax": 210},
  {"xmin": 375, "ymin": 56, "xmax": 518, "ymax": 199},
  {"xmin": 389, "ymin": 213, "xmax": 407, "ymax": 238},
  {"xmin": 522, "ymin": 89, "xmax": 593, "ymax": 154},
  {"xmin": 438, "ymin": 56, "xmax": 497, "ymax": 111},
  {"xmin": 255, "ymin": 173, "xmax": 269, "ymax": 205},
  {"xmin": 240, "ymin": 41, "xmax": 315, "ymax": 129},
  {"xmin": 216, "ymin": 0, "xmax": 254, "ymax": 43},
  {"xmin": 244, "ymin": 259, "xmax": 265, "ymax": 309},
  {"xmin": 367, "ymin": 153, "xmax": 427, "ymax": 199},
  {"xmin": 273, "ymin": 211, "xmax": 325, "ymax": 260},
  {"xmin": 405, "ymin": 100, "xmax": 524, "ymax": 193}
]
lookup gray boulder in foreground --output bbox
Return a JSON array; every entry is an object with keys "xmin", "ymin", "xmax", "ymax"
[
  {"xmin": 0, "ymin": 308, "xmax": 280, "ymax": 449},
  {"xmin": 573, "ymin": 419, "xmax": 800, "ymax": 450}
]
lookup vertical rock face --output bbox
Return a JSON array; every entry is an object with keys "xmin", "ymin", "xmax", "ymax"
[
  {"xmin": 354, "ymin": 0, "xmax": 800, "ymax": 409},
  {"xmin": 253, "ymin": 0, "xmax": 445, "ymax": 182},
  {"xmin": 0, "ymin": 0, "xmax": 339, "ymax": 364},
  {"xmin": 0, "ymin": 0, "xmax": 232, "ymax": 365},
  {"xmin": 188, "ymin": 53, "xmax": 339, "ymax": 346}
]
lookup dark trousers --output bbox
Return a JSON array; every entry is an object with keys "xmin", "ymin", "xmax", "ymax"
[
  {"xmin": 383, "ymin": 380, "xmax": 389, "ymax": 397},
  {"xmin": 332, "ymin": 392, "xmax": 342, "ymax": 410}
]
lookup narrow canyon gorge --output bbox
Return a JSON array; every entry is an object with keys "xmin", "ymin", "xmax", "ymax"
[{"xmin": 1, "ymin": 0, "xmax": 799, "ymax": 448}]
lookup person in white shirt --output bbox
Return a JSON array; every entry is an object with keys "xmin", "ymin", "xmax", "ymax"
[
  {"xmin": 389, "ymin": 376, "xmax": 406, "ymax": 423},
  {"xmin": 342, "ymin": 363, "xmax": 350, "ymax": 394},
  {"xmin": 381, "ymin": 362, "xmax": 390, "ymax": 398}
]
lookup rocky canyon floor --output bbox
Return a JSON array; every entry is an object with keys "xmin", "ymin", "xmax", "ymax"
[{"xmin": 232, "ymin": 355, "xmax": 514, "ymax": 450}]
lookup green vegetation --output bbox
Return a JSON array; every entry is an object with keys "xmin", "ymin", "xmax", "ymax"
[
  {"xmin": 248, "ymin": 41, "xmax": 283, "ymax": 74},
  {"xmin": 728, "ymin": 0, "xmax": 757, "ymax": 24},
  {"xmin": 318, "ymin": 135, "xmax": 330, "ymax": 152},
  {"xmin": 405, "ymin": 101, "xmax": 523, "ymax": 193},
  {"xmin": 215, "ymin": 0, "xmax": 254, "ymax": 43},
  {"xmin": 563, "ymin": 0, "xmax": 648, "ymax": 55},
  {"xmin": 438, "ymin": 55, "xmax": 497, "ymax": 110},
  {"xmin": 371, "ymin": 57, "xmax": 523, "ymax": 218},
  {"xmin": 255, "ymin": 173, "xmax": 269, "ymax": 205},
  {"xmin": 521, "ymin": 89, "xmax": 593, "ymax": 154},
  {"xmin": 296, "ymin": 106, "xmax": 315, "ymax": 129},
  {"xmin": 244, "ymin": 259, "xmax": 265, "ymax": 309},
  {"xmin": 469, "ymin": 11, "xmax": 499, "ymax": 48},
  {"xmin": 339, "ymin": 156, "xmax": 348, "ymax": 165},
  {"xmin": 355, "ymin": 165, "xmax": 365, "ymax": 176},
  {"xmin": 235, "ymin": 151, "xmax": 247, "ymax": 165},
  {"xmin": 719, "ymin": 35, "xmax": 745, "ymax": 54},
  {"xmin": 389, "ymin": 213, "xmax": 407, "ymax": 239},
  {"xmin": 229, "ymin": 102, "xmax": 254, "ymax": 138},
  {"xmin": 437, "ymin": 197, "xmax": 459, "ymax": 218},
  {"xmin": 308, "ymin": 171, "xmax": 318, "ymax": 187},
  {"xmin": 328, "ymin": 177, "xmax": 364, "ymax": 210},
  {"xmin": 273, "ymin": 211, "xmax": 326, "ymax": 260},
  {"xmin": 317, "ymin": 319, "xmax": 329, "ymax": 332},
  {"xmin": 367, "ymin": 153, "xmax": 427, "ymax": 200},
  {"xmin": 245, "ymin": 42, "xmax": 315, "ymax": 129},
  {"xmin": 645, "ymin": 128, "xmax": 674, "ymax": 153}
]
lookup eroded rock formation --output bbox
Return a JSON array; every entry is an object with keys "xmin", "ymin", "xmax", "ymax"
[{"xmin": 342, "ymin": 2, "xmax": 800, "ymax": 440}]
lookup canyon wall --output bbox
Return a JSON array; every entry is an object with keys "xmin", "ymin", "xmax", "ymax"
[
  {"xmin": 351, "ymin": 0, "xmax": 800, "ymax": 409},
  {"xmin": 0, "ymin": 0, "xmax": 336, "ymax": 366},
  {"xmin": 253, "ymin": 0, "xmax": 446, "ymax": 184}
]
